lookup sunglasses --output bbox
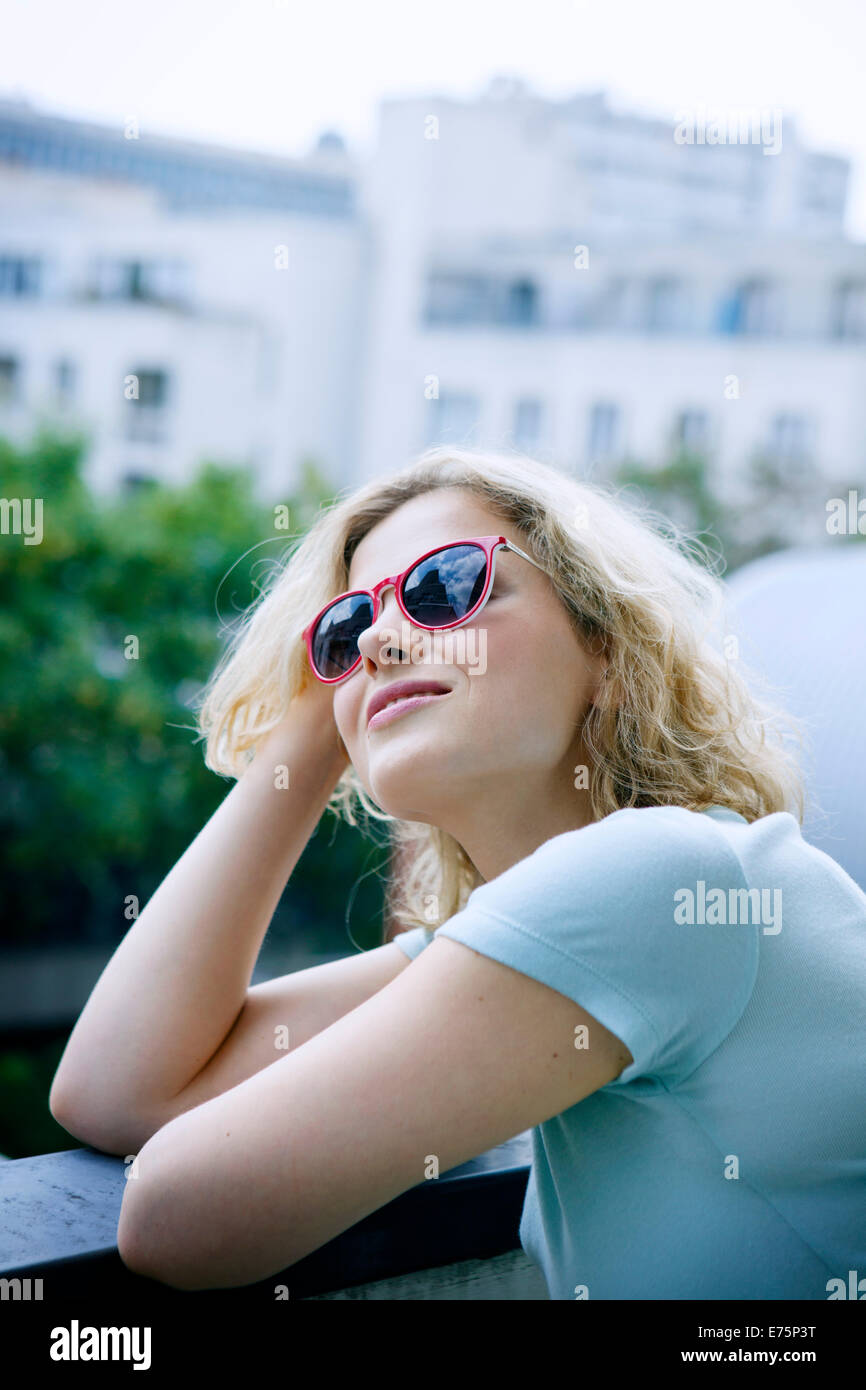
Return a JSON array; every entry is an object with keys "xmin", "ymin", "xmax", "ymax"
[{"xmin": 302, "ymin": 534, "xmax": 549, "ymax": 684}]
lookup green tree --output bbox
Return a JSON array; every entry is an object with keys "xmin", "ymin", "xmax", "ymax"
[
  {"xmin": 614, "ymin": 450, "xmax": 728, "ymax": 556},
  {"xmin": 610, "ymin": 448, "xmax": 866, "ymax": 575},
  {"xmin": 0, "ymin": 428, "xmax": 386, "ymax": 954}
]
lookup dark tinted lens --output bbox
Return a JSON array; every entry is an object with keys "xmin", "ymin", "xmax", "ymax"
[
  {"xmin": 402, "ymin": 544, "xmax": 488, "ymax": 626},
  {"xmin": 311, "ymin": 593, "xmax": 374, "ymax": 679}
]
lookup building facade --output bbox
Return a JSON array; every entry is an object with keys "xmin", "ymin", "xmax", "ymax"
[
  {"xmin": 0, "ymin": 96, "xmax": 366, "ymax": 500},
  {"xmin": 1, "ymin": 82, "xmax": 865, "ymax": 522},
  {"xmin": 356, "ymin": 79, "xmax": 866, "ymax": 528}
]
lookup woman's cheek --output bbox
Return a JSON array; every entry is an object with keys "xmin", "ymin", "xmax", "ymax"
[
  {"xmin": 332, "ymin": 703, "xmax": 354, "ymax": 759},
  {"xmin": 340, "ymin": 697, "xmax": 371, "ymax": 770}
]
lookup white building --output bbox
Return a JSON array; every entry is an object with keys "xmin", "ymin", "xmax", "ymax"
[
  {"xmin": 356, "ymin": 78, "xmax": 866, "ymax": 540},
  {"xmin": 1, "ymin": 81, "xmax": 865, "ymax": 530},
  {"xmin": 0, "ymin": 96, "xmax": 366, "ymax": 500}
]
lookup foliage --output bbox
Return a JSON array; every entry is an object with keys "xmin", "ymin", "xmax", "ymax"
[
  {"xmin": 0, "ymin": 1034, "xmax": 81, "ymax": 1160},
  {"xmin": 0, "ymin": 428, "xmax": 387, "ymax": 953},
  {"xmin": 610, "ymin": 449, "xmax": 865, "ymax": 576}
]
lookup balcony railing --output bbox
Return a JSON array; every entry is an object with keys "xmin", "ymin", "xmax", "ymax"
[{"xmin": 0, "ymin": 1132, "xmax": 548, "ymax": 1302}]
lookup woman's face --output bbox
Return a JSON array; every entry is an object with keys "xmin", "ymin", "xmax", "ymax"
[{"xmin": 330, "ymin": 488, "xmax": 607, "ymax": 860}]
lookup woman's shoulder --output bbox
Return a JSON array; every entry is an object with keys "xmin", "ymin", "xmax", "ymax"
[
  {"xmin": 463, "ymin": 804, "xmax": 751, "ymax": 929},
  {"xmin": 535, "ymin": 803, "xmax": 744, "ymax": 871}
]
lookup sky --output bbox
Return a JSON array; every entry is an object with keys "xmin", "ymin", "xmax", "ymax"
[{"xmin": 3, "ymin": 0, "xmax": 866, "ymax": 237}]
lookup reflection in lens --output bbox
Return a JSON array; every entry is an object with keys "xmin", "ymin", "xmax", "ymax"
[
  {"xmin": 313, "ymin": 593, "xmax": 374, "ymax": 678},
  {"xmin": 402, "ymin": 545, "xmax": 487, "ymax": 626}
]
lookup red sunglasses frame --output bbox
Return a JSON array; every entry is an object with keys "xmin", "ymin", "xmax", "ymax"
[{"xmin": 302, "ymin": 534, "xmax": 548, "ymax": 684}]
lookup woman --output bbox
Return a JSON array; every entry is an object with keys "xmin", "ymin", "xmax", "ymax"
[{"xmin": 50, "ymin": 446, "xmax": 866, "ymax": 1299}]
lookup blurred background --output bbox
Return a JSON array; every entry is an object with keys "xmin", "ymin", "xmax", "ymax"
[{"xmin": 1, "ymin": 0, "xmax": 865, "ymax": 1158}]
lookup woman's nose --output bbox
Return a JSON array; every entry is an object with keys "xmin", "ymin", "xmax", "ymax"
[{"xmin": 356, "ymin": 584, "xmax": 406, "ymax": 669}]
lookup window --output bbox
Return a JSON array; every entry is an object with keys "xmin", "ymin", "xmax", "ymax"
[
  {"xmin": 127, "ymin": 263, "xmax": 147, "ymax": 299},
  {"xmin": 122, "ymin": 471, "xmax": 158, "ymax": 493},
  {"xmin": 133, "ymin": 370, "xmax": 168, "ymax": 407},
  {"xmin": 423, "ymin": 391, "xmax": 480, "ymax": 447},
  {"xmin": 831, "ymin": 280, "xmax": 866, "ymax": 340},
  {"xmin": 0, "ymin": 356, "xmax": 20, "ymax": 404},
  {"xmin": 765, "ymin": 413, "xmax": 813, "ymax": 469},
  {"xmin": 673, "ymin": 409, "xmax": 710, "ymax": 455},
  {"xmin": 645, "ymin": 278, "xmax": 690, "ymax": 332},
  {"xmin": 424, "ymin": 273, "xmax": 491, "ymax": 325},
  {"xmin": 586, "ymin": 402, "xmax": 621, "ymax": 472},
  {"xmin": 423, "ymin": 273, "xmax": 539, "ymax": 327},
  {"xmin": 513, "ymin": 398, "xmax": 544, "ymax": 452},
  {"xmin": 90, "ymin": 258, "xmax": 129, "ymax": 299},
  {"xmin": 137, "ymin": 260, "xmax": 189, "ymax": 304},
  {"xmin": 90, "ymin": 258, "xmax": 190, "ymax": 304},
  {"xmin": 720, "ymin": 278, "xmax": 782, "ymax": 336},
  {"xmin": 54, "ymin": 358, "xmax": 76, "ymax": 404},
  {"xmin": 125, "ymin": 368, "xmax": 170, "ymax": 442},
  {"xmin": 504, "ymin": 279, "xmax": 538, "ymax": 326},
  {"xmin": 0, "ymin": 257, "xmax": 42, "ymax": 297},
  {"xmin": 595, "ymin": 277, "xmax": 628, "ymax": 330}
]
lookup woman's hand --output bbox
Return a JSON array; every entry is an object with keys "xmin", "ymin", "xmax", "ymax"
[{"xmin": 255, "ymin": 667, "xmax": 350, "ymax": 783}]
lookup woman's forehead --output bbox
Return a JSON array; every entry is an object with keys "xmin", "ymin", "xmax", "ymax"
[{"xmin": 347, "ymin": 493, "xmax": 501, "ymax": 583}]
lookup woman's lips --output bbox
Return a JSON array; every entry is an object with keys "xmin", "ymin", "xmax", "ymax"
[{"xmin": 367, "ymin": 691, "xmax": 451, "ymax": 731}]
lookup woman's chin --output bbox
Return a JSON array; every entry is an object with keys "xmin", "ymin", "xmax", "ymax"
[{"xmin": 367, "ymin": 770, "xmax": 451, "ymax": 823}]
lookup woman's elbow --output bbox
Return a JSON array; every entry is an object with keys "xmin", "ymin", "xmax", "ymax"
[
  {"xmin": 48, "ymin": 1084, "xmax": 152, "ymax": 1158},
  {"xmin": 116, "ymin": 1203, "xmax": 180, "ymax": 1287},
  {"xmin": 116, "ymin": 1174, "xmax": 215, "ymax": 1292}
]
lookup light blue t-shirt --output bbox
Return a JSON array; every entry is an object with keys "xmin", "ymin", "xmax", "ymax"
[{"xmin": 392, "ymin": 804, "xmax": 866, "ymax": 1300}]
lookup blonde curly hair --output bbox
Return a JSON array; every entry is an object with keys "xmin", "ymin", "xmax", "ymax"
[{"xmin": 194, "ymin": 446, "xmax": 806, "ymax": 937}]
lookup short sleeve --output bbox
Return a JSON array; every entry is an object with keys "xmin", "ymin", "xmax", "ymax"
[
  {"xmin": 435, "ymin": 806, "xmax": 760, "ymax": 1088},
  {"xmin": 391, "ymin": 925, "xmax": 436, "ymax": 960}
]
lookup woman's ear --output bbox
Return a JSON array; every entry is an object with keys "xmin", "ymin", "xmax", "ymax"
[
  {"xmin": 584, "ymin": 632, "xmax": 615, "ymax": 711},
  {"xmin": 590, "ymin": 652, "xmax": 621, "ymax": 713},
  {"xmin": 590, "ymin": 662, "xmax": 610, "ymax": 710}
]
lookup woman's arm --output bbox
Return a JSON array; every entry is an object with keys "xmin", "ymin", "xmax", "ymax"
[{"xmin": 49, "ymin": 681, "xmax": 349, "ymax": 1152}]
